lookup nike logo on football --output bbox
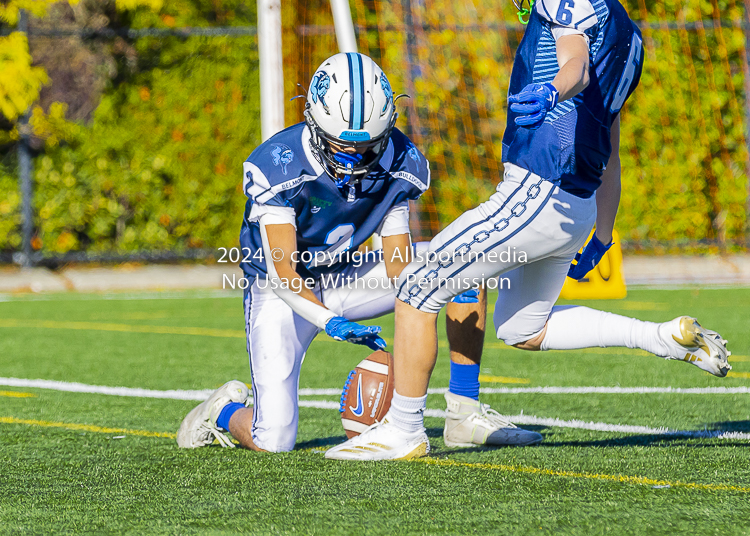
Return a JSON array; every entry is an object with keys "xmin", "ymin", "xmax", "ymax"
[{"xmin": 349, "ymin": 375, "xmax": 364, "ymax": 417}]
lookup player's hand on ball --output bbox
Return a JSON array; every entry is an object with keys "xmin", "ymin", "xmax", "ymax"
[
  {"xmin": 325, "ymin": 316, "xmax": 387, "ymax": 351},
  {"xmin": 567, "ymin": 233, "xmax": 613, "ymax": 280},
  {"xmin": 508, "ymin": 83, "xmax": 559, "ymax": 129}
]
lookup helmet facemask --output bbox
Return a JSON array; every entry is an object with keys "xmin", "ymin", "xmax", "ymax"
[{"xmin": 304, "ymin": 104, "xmax": 397, "ymax": 188}]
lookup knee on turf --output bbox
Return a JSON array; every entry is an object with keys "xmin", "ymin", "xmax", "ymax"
[{"xmin": 252, "ymin": 425, "xmax": 297, "ymax": 453}]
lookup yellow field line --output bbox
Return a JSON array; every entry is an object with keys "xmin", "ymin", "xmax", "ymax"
[
  {"xmin": 4, "ymin": 417, "xmax": 747, "ymax": 492},
  {"xmin": 727, "ymin": 372, "xmax": 750, "ymax": 379},
  {"xmin": 478, "ymin": 374, "xmax": 530, "ymax": 384},
  {"xmin": 618, "ymin": 301, "xmax": 670, "ymax": 311},
  {"xmin": 0, "ymin": 417, "xmax": 176, "ymax": 439},
  {"xmin": 0, "ymin": 318, "xmax": 245, "ymax": 339},
  {"xmin": 414, "ymin": 457, "xmax": 750, "ymax": 493},
  {"xmin": 0, "ymin": 391, "xmax": 36, "ymax": 398},
  {"xmin": 729, "ymin": 355, "xmax": 750, "ymax": 362},
  {"xmin": 0, "ymin": 319, "xmax": 659, "ymax": 358}
]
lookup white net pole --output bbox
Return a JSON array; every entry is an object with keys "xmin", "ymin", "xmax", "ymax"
[
  {"xmin": 258, "ymin": 0, "xmax": 284, "ymax": 141},
  {"xmin": 329, "ymin": 0, "xmax": 358, "ymax": 53}
]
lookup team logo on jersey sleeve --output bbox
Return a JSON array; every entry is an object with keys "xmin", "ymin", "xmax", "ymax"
[
  {"xmin": 407, "ymin": 144, "xmax": 421, "ymax": 172},
  {"xmin": 379, "ymin": 72, "xmax": 393, "ymax": 116},
  {"xmin": 311, "ymin": 71, "xmax": 331, "ymax": 114},
  {"xmin": 271, "ymin": 144, "xmax": 294, "ymax": 175}
]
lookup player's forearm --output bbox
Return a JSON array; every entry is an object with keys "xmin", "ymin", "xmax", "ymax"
[
  {"xmin": 552, "ymin": 57, "xmax": 589, "ymax": 102},
  {"xmin": 595, "ymin": 116, "xmax": 622, "ymax": 245},
  {"xmin": 273, "ymin": 263, "xmax": 325, "ymax": 307},
  {"xmin": 552, "ymin": 34, "xmax": 590, "ymax": 102},
  {"xmin": 259, "ymin": 223, "xmax": 335, "ymax": 329},
  {"xmin": 594, "ymin": 155, "xmax": 621, "ymax": 245},
  {"xmin": 265, "ymin": 264, "xmax": 334, "ymax": 329}
]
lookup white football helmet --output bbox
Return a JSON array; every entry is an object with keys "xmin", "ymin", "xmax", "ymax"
[{"xmin": 304, "ymin": 53, "xmax": 398, "ymax": 187}]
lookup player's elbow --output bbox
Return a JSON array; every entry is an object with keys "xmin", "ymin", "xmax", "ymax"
[
  {"xmin": 577, "ymin": 57, "xmax": 590, "ymax": 90},
  {"xmin": 581, "ymin": 67, "xmax": 590, "ymax": 90}
]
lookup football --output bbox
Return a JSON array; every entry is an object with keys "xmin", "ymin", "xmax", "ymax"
[{"xmin": 339, "ymin": 350, "xmax": 395, "ymax": 438}]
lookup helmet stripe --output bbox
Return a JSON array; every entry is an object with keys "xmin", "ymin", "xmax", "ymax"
[{"xmin": 347, "ymin": 53, "xmax": 364, "ymax": 130}]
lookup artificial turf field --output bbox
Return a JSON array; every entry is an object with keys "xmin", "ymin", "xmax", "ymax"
[{"xmin": 0, "ymin": 287, "xmax": 748, "ymax": 535}]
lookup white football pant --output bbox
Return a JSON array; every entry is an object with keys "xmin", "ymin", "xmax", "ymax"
[
  {"xmin": 396, "ymin": 163, "xmax": 597, "ymax": 344},
  {"xmin": 244, "ymin": 248, "xmax": 424, "ymax": 452}
]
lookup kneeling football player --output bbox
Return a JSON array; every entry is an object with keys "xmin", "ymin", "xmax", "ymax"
[{"xmin": 176, "ymin": 53, "xmax": 542, "ymax": 452}]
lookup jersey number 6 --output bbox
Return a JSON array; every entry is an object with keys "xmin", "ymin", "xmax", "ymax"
[{"xmin": 556, "ymin": 0, "xmax": 576, "ymax": 25}]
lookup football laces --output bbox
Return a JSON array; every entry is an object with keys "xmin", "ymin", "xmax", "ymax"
[
  {"xmin": 476, "ymin": 405, "xmax": 518, "ymax": 430},
  {"xmin": 339, "ymin": 369, "xmax": 357, "ymax": 412}
]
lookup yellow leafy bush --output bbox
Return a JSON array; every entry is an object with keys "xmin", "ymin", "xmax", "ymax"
[{"xmin": 0, "ymin": 33, "xmax": 48, "ymax": 122}]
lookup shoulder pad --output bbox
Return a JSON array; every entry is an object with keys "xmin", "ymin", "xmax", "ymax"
[
  {"xmin": 536, "ymin": 0, "xmax": 598, "ymax": 31},
  {"xmin": 244, "ymin": 125, "xmax": 317, "ymax": 206},
  {"xmin": 388, "ymin": 129, "xmax": 430, "ymax": 195}
]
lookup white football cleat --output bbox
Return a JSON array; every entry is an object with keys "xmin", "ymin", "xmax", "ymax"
[
  {"xmin": 443, "ymin": 392, "xmax": 543, "ymax": 447},
  {"xmin": 177, "ymin": 380, "xmax": 249, "ymax": 448},
  {"xmin": 325, "ymin": 416, "xmax": 429, "ymax": 461},
  {"xmin": 659, "ymin": 317, "xmax": 731, "ymax": 377}
]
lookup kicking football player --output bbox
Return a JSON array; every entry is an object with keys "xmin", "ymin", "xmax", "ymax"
[
  {"xmin": 325, "ymin": 0, "xmax": 731, "ymax": 460},
  {"xmin": 177, "ymin": 52, "xmax": 542, "ymax": 452}
]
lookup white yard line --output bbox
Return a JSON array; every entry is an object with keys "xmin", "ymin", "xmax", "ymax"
[
  {"xmin": 0, "ymin": 378, "xmax": 214, "ymax": 400},
  {"xmin": 3, "ymin": 378, "xmax": 749, "ymax": 400},
  {"xmin": 490, "ymin": 414, "xmax": 750, "ymax": 440},
  {"xmin": 1, "ymin": 377, "xmax": 748, "ymax": 440},
  {"xmin": 464, "ymin": 386, "xmax": 750, "ymax": 395}
]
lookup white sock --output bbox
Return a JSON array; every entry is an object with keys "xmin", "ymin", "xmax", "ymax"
[
  {"xmin": 540, "ymin": 305, "xmax": 670, "ymax": 357},
  {"xmin": 388, "ymin": 392, "xmax": 427, "ymax": 434}
]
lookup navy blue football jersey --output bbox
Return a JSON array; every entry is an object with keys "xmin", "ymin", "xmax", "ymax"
[
  {"xmin": 502, "ymin": 0, "xmax": 644, "ymax": 197},
  {"xmin": 239, "ymin": 122, "xmax": 429, "ymax": 280}
]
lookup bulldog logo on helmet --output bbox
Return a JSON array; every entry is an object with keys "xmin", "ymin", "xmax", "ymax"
[
  {"xmin": 310, "ymin": 71, "xmax": 331, "ymax": 114},
  {"xmin": 380, "ymin": 72, "xmax": 393, "ymax": 116},
  {"xmin": 271, "ymin": 144, "xmax": 294, "ymax": 175}
]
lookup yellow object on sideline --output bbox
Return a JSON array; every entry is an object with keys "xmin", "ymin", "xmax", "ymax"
[{"xmin": 560, "ymin": 229, "xmax": 627, "ymax": 300}]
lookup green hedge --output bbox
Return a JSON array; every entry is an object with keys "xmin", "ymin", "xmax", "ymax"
[
  {"xmin": 2, "ymin": 36, "xmax": 260, "ymax": 254},
  {"xmin": 1, "ymin": 0, "xmax": 748, "ymax": 255}
]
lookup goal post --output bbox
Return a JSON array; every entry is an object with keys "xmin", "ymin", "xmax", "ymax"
[
  {"xmin": 330, "ymin": 0, "xmax": 358, "ymax": 53},
  {"xmin": 257, "ymin": 0, "xmax": 284, "ymax": 141}
]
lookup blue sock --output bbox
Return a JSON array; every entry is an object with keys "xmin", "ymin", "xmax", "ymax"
[
  {"xmin": 216, "ymin": 402, "xmax": 245, "ymax": 431},
  {"xmin": 449, "ymin": 362, "xmax": 480, "ymax": 401}
]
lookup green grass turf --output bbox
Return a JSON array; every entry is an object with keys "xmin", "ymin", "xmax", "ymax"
[{"xmin": 0, "ymin": 288, "xmax": 749, "ymax": 535}]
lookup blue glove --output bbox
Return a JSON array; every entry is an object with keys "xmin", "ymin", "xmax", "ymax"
[
  {"xmin": 567, "ymin": 234, "xmax": 613, "ymax": 281},
  {"xmin": 508, "ymin": 83, "xmax": 559, "ymax": 129},
  {"xmin": 451, "ymin": 288, "xmax": 480, "ymax": 304},
  {"xmin": 325, "ymin": 316, "xmax": 387, "ymax": 351}
]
